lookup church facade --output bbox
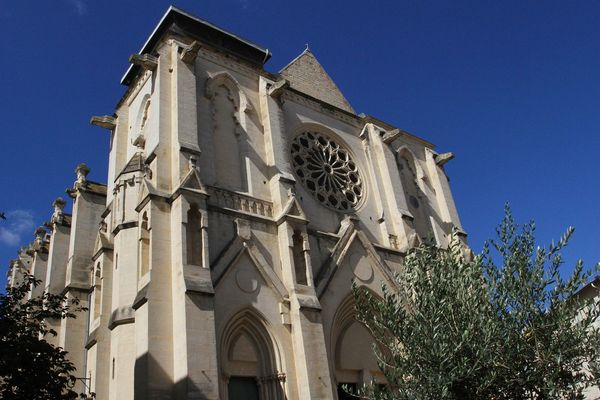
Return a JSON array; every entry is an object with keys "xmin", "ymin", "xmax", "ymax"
[{"xmin": 8, "ymin": 7, "xmax": 466, "ymax": 400}]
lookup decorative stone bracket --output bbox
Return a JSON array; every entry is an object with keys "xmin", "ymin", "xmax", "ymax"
[
  {"xmin": 267, "ymin": 79, "xmax": 289, "ymax": 98},
  {"xmin": 180, "ymin": 40, "xmax": 202, "ymax": 64},
  {"xmin": 129, "ymin": 53, "xmax": 158, "ymax": 71},
  {"xmin": 434, "ymin": 152, "xmax": 454, "ymax": 166},
  {"xmin": 90, "ymin": 115, "xmax": 116, "ymax": 130}
]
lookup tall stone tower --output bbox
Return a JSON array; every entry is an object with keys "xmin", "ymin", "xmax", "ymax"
[{"xmin": 8, "ymin": 6, "xmax": 465, "ymax": 400}]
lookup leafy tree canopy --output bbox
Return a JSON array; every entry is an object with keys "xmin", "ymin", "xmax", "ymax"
[
  {"xmin": 353, "ymin": 207, "xmax": 600, "ymax": 399},
  {"xmin": 0, "ymin": 274, "xmax": 91, "ymax": 400}
]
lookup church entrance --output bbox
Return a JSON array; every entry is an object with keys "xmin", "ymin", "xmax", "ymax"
[
  {"xmin": 221, "ymin": 310, "xmax": 286, "ymax": 400},
  {"xmin": 228, "ymin": 376, "xmax": 260, "ymax": 400}
]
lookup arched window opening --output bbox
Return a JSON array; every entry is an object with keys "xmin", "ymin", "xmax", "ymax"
[
  {"xmin": 93, "ymin": 262, "xmax": 102, "ymax": 320},
  {"xmin": 292, "ymin": 231, "xmax": 308, "ymax": 285},
  {"xmin": 211, "ymin": 84, "xmax": 245, "ymax": 191},
  {"xmin": 333, "ymin": 294, "xmax": 385, "ymax": 397},
  {"xmin": 397, "ymin": 151, "xmax": 432, "ymax": 241},
  {"xmin": 139, "ymin": 212, "xmax": 150, "ymax": 277},
  {"xmin": 186, "ymin": 205, "xmax": 202, "ymax": 266},
  {"xmin": 221, "ymin": 310, "xmax": 285, "ymax": 400}
]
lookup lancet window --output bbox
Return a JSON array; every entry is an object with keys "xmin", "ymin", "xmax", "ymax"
[
  {"xmin": 292, "ymin": 231, "xmax": 308, "ymax": 285},
  {"xmin": 92, "ymin": 262, "xmax": 102, "ymax": 320},
  {"xmin": 186, "ymin": 204, "xmax": 202, "ymax": 266},
  {"xmin": 139, "ymin": 212, "xmax": 150, "ymax": 277},
  {"xmin": 206, "ymin": 72, "xmax": 250, "ymax": 192},
  {"xmin": 397, "ymin": 149, "xmax": 432, "ymax": 241}
]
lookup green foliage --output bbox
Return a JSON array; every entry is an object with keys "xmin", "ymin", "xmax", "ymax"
[
  {"xmin": 0, "ymin": 274, "xmax": 92, "ymax": 400},
  {"xmin": 353, "ymin": 206, "xmax": 600, "ymax": 399}
]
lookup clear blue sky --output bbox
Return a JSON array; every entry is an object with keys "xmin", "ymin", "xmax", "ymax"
[{"xmin": 1, "ymin": 0, "xmax": 599, "ymax": 287}]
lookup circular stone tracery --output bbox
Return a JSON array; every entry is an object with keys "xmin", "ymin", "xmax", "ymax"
[{"xmin": 290, "ymin": 131, "xmax": 364, "ymax": 211}]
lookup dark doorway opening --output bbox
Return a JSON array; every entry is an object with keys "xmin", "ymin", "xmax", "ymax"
[
  {"xmin": 337, "ymin": 383, "xmax": 357, "ymax": 400},
  {"xmin": 228, "ymin": 376, "xmax": 259, "ymax": 400}
]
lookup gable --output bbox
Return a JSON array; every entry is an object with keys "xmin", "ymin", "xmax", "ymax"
[
  {"xmin": 224, "ymin": 252, "xmax": 267, "ymax": 295},
  {"xmin": 212, "ymin": 236, "xmax": 288, "ymax": 301},
  {"xmin": 280, "ymin": 49, "xmax": 355, "ymax": 114},
  {"xmin": 315, "ymin": 219, "xmax": 396, "ymax": 298}
]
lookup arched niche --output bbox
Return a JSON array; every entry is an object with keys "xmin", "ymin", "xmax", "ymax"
[
  {"xmin": 138, "ymin": 211, "xmax": 150, "ymax": 277},
  {"xmin": 205, "ymin": 72, "xmax": 251, "ymax": 192},
  {"xmin": 205, "ymin": 71, "xmax": 251, "ymax": 116},
  {"xmin": 220, "ymin": 309, "xmax": 285, "ymax": 400},
  {"xmin": 130, "ymin": 94, "xmax": 151, "ymax": 151},
  {"xmin": 135, "ymin": 95, "xmax": 151, "ymax": 134},
  {"xmin": 331, "ymin": 293, "xmax": 385, "ymax": 398},
  {"xmin": 92, "ymin": 262, "xmax": 102, "ymax": 320},
  {"xmin": 186, "ymin": 204, "xmax": 202, "ymax": 266},
  {"xmin": 396, "ymin": 147, "xmax": 433, "ymax": 242}
]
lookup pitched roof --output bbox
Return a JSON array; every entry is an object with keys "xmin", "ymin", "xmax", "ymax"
[
  {"xmin": 280, "ymin": 48, "xmax": 355, "ymax": 114},
  {"xmin": 122, "ymin": 6, "xmax": 271, "ymax": 85}
]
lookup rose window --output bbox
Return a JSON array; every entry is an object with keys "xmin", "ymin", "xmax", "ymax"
[{"xmin": 290, "ymin": 131, "xmax": 364, "ymax": 211}]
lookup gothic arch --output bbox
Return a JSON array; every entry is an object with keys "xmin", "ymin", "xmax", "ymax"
[
  {"xmin": 395, "ymin": 146, "xmax": 425, "ymax": 187},
  {"xmin": 220, "ymin": 308, "xmax": 286, "ymax": 400},
  {"xmin": 186, "ymin": 203, "xmax": 202, "ymax": 266},
  {"xmin": 205, "ymin": 71, "xmax": 252, "ymax": 115},
  {"xmin": 138, "ymin": 211, "xmax": 150, "ymax": 277},
  {"xmin": 395, "ymin": 146, "xmax": 433, "ymax": 241},
  {"xmin": 133, "ymin": 94, "xmax": 151, "ymax": 136},
  {"xmin": 205, "ymin": 71, "xmax": 251, "ymax": 192},
  {"xmin": 330, "ymin": 291, "xmax": 383, "ymax": 396}
]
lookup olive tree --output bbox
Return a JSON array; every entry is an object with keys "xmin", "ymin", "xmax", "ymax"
[{"xmin": 353, "ymin": 207, "xmax": 600, "ymax": 399}]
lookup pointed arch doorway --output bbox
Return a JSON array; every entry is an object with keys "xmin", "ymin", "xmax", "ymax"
[{"xmin": 221, "ymin": 309, "xmax": 286, "ymax": 400}]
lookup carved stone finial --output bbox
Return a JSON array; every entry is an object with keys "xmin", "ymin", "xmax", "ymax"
[
  {"xmin": 51, "ymin": 197, "xmax": 66, "ymax": 224},
  {"xmin": 235, "ymin": 218, "xmax": 252, "ymax": 241},
  {"xmin": 129, "ymin": 54, "xmax": 158, "ymax": 71},
  {"xmin": 90, "ymin": 115, "xmax": 116, "ymax": 130},
  {"xmin": 34, "ymin": 226, "xmax": 46, "ymax": 240},
  {"xmin": 144, "ymin": 165, "xmax": 153, "ymax": 179},
  {"xmin": 434, "ymin": 152, "xmax": 455, "ymax": 166},
  {"xmin": 52, "ymin": 197, "xmax": 66, "ymax": 210},
  {"xmin": 33, "ymin": 226, "xmax": 48, "ymax": 250},
  {"xmin": 188, "ymin": 155, "xmax": 198, "ymax": 171},
  {"xmin": 75, "ymin": 163, "xmax": 90, "ymax": 184},
  {"xmin": 180, "ymin": 41, "xmax": 202, "ymax": 64},
  {"xmin": 339, "ymin": 214, "xmax": 358, "ymax": 232},
  {"xmin": 132, "ymin": 134, "xmax": 146, "ymax": 151}
]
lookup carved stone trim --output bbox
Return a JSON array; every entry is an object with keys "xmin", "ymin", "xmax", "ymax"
[
  {"xmin": 108, "ymin": 305, "xmax": 135, "ymax": 330},
  {"xmin": 198, "ymin": 47, "xmax": 267, "ymax": 80},
  {"xmin": 112, "ymin": 221, "xmax": 138, "ymax": 235},
  {"xmin": 85, "ymin": 326, "xmax": 99, "ymax": 349},
  {"xmin": 282, "ymin": 89, "xmax": 361, "ymax": 127},
  {"xmin": 132, "ymin": 283, "xmax": 149, "ymax": 310},
  {"xmin": 207, "ymin": 186, "xmax": 273, "ymax": 218}
]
